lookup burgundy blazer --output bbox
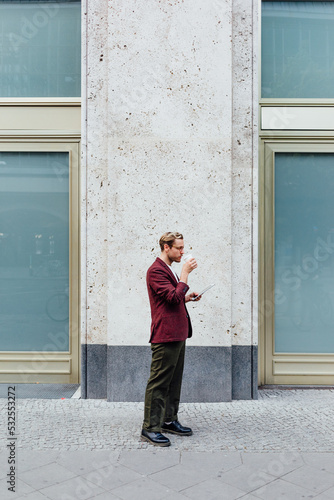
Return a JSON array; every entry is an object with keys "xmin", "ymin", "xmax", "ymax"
[{"xmin": 146, "ymin": 257, "xmax": 193, "ymax": 343}]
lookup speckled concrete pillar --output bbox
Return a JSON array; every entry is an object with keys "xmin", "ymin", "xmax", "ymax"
[{"xmin": 81, "ymin": 0, "xmax": 258, "ymax": 401}]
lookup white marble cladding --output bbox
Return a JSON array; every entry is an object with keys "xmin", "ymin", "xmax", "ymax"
[
  {"xmin": 82, "ymin": 0, "xmax": 258, "ymax": 347},
  {"xmin": 231, "ymin": 0, "xmax": 258, "ymax": 346},
  {"xmin": 81, "ymin": 0, "xmax": 109, "ymax": 345}
]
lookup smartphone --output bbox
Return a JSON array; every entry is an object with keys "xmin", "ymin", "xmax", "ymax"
[{"xmin": 191, "ymin": 283, "xmax": 215, "ymax": 300}]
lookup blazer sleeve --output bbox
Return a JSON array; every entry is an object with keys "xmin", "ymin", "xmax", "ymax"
[{"xmin": 148, "ymin": 267, "xmax": 189, "ymax": 304}]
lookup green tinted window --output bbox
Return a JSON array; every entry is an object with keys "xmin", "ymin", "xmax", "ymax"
[
  {"xmin": 275, "ymin": 153, "xmax": 334, "ymax": 353},
  {"xmin": 0, "ymin": 1, "xmax": 81, "ymax": 97},
  {"xmin": 0, "ymin": 152, "xmax": 69, "ymax": 351},
  {"xmin": 262, "ymin": 2, "xmax": 334, "ymax": 98}
]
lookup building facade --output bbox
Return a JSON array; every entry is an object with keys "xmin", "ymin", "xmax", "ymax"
[{"xmin": 1, "ymin": 1, "xmax": 333, "ymax": 401}]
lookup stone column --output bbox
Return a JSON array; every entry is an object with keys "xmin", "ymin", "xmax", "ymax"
[{"xmin": 82, "ymin": 0, "xmax": 258, "ymax": 401}]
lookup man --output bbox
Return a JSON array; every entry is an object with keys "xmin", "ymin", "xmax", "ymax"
[{"xmin": 141, "ymin": 231, "xmax": 201, "ymax": 447}]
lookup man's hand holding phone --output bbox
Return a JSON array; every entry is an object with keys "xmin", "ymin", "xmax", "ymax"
[{"xmin": 185, "ymin": 291, "xmax": 202, "ymax": 303}]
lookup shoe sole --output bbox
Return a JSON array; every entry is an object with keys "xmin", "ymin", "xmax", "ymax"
[
  {"xmin": 161, "ymin": 429, "xmax": 193, "ymax": 436},
  {"xmin": 140, "ymin": 435, "xmax": 171, "ymax": 447}
]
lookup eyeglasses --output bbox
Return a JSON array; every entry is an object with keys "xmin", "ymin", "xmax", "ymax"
[{"xmin": 172, "ymin": 246, "xmax": 184, "ymax": 251}]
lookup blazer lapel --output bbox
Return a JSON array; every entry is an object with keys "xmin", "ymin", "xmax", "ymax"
[{"xmin": 156, "ymin": 257, "xmax": 178, "ymax": 285}]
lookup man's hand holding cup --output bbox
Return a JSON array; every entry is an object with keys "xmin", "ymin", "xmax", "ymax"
[
  {"xmin": 183, "ymin": 254, "xmax": 197, "ymax": 274},
  {"xmin": 180, "ymin": 253, "xmax": 197, "ymax": 288}
]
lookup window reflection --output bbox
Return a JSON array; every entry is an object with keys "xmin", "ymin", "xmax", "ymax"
[
  {"xmin": 0, "ymin": 1, "xmax": 81, "ymax": 97},
  {"xmin": 275, "ymin": 153, "xmax": 334, "ymax": 353},
  {"xmin": 262, "ymin": 2, "xmax": 334, "ymax": 98},
  {"xmin": 0, "ymin": 152, "xmax": 69, "ymax": 351}
]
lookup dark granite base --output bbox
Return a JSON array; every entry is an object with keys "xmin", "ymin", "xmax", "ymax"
[
  {"xmin": 252, "ymin": 345, "xmax": 258, "ymax": 400},
  {"xmin": 181, "ymin": 346, "xmax": 232, "ymax": 402},
  {"xmin": 107, "ymin": 345, "xmax": 151, "ymax": 403},
  {"xmin": 102, "ymin": 344, "xmax": 257, "ymax": 402},
  {"xmin": 81, "ymin": 344, "xmax": 107, "ymax": 399},
  {"xmin": 81, "ymin": 344, "xmax": 258, "ymax": 401},
  {"xmin": 232, "ymin": 345, "xmax": 258, "ymax": 400}
]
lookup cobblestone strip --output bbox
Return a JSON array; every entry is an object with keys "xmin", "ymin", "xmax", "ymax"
[{"xmin": 0, "ymin": 390, "xmax": 333, "ymax": 452}]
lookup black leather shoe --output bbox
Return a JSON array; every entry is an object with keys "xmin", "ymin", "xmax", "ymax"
[
  {"xmin": 161, "ymin": 420, "xmax": 193, "ymax": 436},
  {"xmin": 141, "ymin": 429, "xmax": 171, "ymax": 447}
]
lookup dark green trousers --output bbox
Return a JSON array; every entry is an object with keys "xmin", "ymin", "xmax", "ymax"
[{"xmin": 143, "ymin": 340, "xmax": 186, "ymax": 432}]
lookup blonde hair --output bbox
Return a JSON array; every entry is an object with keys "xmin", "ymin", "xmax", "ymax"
[{"xmin": 159, "ymin": 232, "xmax": 183, "ymax": 251}]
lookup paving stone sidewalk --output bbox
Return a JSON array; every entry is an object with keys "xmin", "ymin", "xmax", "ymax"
[{"xmin": 0, "ymin": 389, "xmax": 334, "ymax": 499}]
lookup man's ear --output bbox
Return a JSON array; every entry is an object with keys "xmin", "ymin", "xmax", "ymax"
[{"xmin": 164, "ymin": 243, "xmax": 170, "ymax": 253}]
